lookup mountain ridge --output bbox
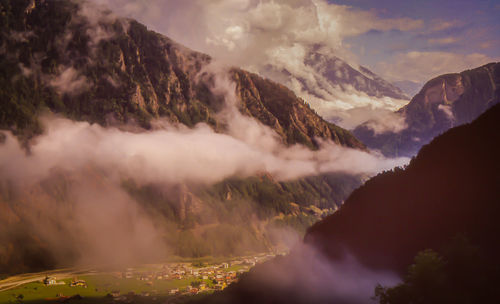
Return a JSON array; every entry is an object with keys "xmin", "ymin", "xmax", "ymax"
[{"xmin": 353, "ymin": 62, "xmax": 500, "ymax": 156}]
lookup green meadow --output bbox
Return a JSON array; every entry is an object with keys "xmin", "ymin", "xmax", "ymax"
[{"xmin": 0, "ymin": 274, "xmax": 210, "ymax": 304}]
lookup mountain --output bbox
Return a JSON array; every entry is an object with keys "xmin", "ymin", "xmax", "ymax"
[
  {"xmin": 260, "ymin": 48, "xmax": 409, "ymax": 124},
  {"xmin": 264, "ymin": 50, "xmax": 408, "ymax": 101},
  {"xmin": 0, "ymin": 0, "xmax": 366, "ymax": 274},
  {"xmin": 307, "ymin": 102, "xmax": 500, "ymax": 273},
  {"xmin": 195, "ymin": 101, "xmax": 500, "ymax": 304},
  {"xmin": 0, "ymin": 0, "xmax": 363, "ymax": 150},
  {"xmin": 354, "ymin": 63, "xmax": 500, "ymax": 156}
]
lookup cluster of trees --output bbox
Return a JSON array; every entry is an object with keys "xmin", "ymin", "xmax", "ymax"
[{"xmin": 375, "ymin": 236, "xmax": 500, "ymax": 304}]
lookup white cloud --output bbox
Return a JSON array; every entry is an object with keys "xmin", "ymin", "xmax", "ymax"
[
  {"xmin": 428, "ymin": 37, "xmax": 460, "ymax": 45},
  {"xmin": 438, "ymin": 104, "xmax": 455, "ymax": 121},
  {"xmin": 87, "ymin": 0, "xmax": 420, "ymax": 128},
  {"xmin": 429, "ymin": 20, "xmax": 461, "ymax": 32},
  {"xmin": 88, "ymin": 0, "xmax": 422, "ymax": 68},
  {"xmin": 1, "ymin": 64, "xmax": 409, "ymax": 186},
  {"xmin": 293, "ymin": 82, "xmax": 408, "ymax": 128},
  {"xmin": 235, "ymin": 243, "xmax": 399, "ymax": 303},
  {"xmin": 0, "ymin": 101, "xmax": 407, "ymax": 189},
  {"xmin": 48, "ymin": 67, "xmax": 89, "ymax": 94},
  {"xmin": 352, "ymin": 108, "xmax": 408, "ymax": 135}
]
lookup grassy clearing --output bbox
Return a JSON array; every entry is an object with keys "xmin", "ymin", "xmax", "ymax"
[{"xmin": 0, "ymin": 275, "xmax": 206, "ymax": 304}]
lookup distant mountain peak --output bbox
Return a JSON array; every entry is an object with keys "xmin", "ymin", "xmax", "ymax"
[{"xmin": 257, "ymin": 48, "xmax": 409, "ymax": 127}]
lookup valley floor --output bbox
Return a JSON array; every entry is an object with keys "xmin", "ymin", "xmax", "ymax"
[{"xmin": 0, "ymin": 253, "xmax": 280, "ymax": 304}]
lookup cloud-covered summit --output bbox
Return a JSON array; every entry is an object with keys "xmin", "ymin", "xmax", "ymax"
[{"xmin": 89, "ymin": 0, "xmax": 499, "ymax": 130}]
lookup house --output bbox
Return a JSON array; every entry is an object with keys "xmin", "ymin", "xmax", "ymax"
[
  {"xmin": 169, "ymin": 288, "xmax": 179, "ymax": 295},
  {"xmin": 43, "ymin": 276, "xmax": 57, "ymax": 285},
  {"xmin": 214, "ymin": 282, "xmax": 227, "ymax": 290},
  {"xmin": 124, "ymin": 272, "xmax": 133, "ymax": 279},
  {"xmin": 70, "ymin": 280, "xmax": 87, "ymax": 288}
]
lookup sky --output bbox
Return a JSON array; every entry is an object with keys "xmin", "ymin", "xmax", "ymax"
[{"xmin": 331, "ymin": 0, "xmax": 500, "ymax": 83}]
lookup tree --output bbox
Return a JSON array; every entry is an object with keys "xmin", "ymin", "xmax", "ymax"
[
  {"xmin": 375, "ymin": 237, "xmax": 500, "ymax": 304},
  {"xmin": 375, "ymin": 249, "xmax": 447, "ymax": 304}
]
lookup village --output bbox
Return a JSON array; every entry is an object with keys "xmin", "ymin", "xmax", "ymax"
[
  {"xmin": 35, "ymin": 253, "xmax": 279, "ymax": 302},
  {"xmin": 116, "ymin": 254, "xmax": 277, "ymax": 297}
]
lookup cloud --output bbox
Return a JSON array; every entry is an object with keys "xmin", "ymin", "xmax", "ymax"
[
  {"xmin": 353, "ymin": 108, "xmax": 408, "ymax": 135},
  {"xmin": 480, "ymin": 40, "xmax": 496, "ymax": 49},
  {"xmin": 87, "ymin": 0, "xmax": 419, "ymax": 128},
  {"xmin": 77, "ymin": 1, "xmax": 130, "ymax": 49},
  {"xmin": 85, "ymin": 0, "xmax": 423, "ymax": 91},
  {"xmin": 429, "ymin": 20, "xmax": 461, "ymax": 32},
  {"xmin": 0, "ymin": 64, "xmax": 410, "ymax": 185},
  {"xmin": 0, "ymin": 70, "xmax": 407, "ymax": 184},
  {"xmin": 290, "ymin": 77, "xmax": 408, "ymax": 128},
  {"xmin": 0, "ymin": 138, "xmax": 167, "ymax": 268},
  {"xmin": 48, "ymin": 67, "xmax": 89, "ymax": 94},
  {"xmin": 1, "ymin": 63, "xmax": 409, "ymax": 186},
  {"xmin": 376, "ymin": 51, "xmax": 499, "ymax": 83},
  {"xmin": 438, "ymin": 104, "xmax": 455, "ymax": 121},
  {"xmin": 89, "ymin": 0, "xmax": 423, "ymax": 68},
  {"xmin": 428, "ymin": 37, "xmax": 460, "ymax": 45},
  {"xmin": 228, "ymin": 243, "xmax": 399, "ymax": 303}
]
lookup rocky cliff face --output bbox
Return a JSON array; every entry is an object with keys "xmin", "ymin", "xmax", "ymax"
[
  {"xmin": 353, "ymin": 63, "xmax": 500, "ymax": 157},
  {"xmin": 0, "ymin": 0, "xmax": 363, "ymax": 150},
  {"xmin": 233, "ymin": 70, "xmax": 363, "ymax": 149}
]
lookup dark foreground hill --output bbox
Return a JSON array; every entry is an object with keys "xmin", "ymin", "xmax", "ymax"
[
  {"xmin": 308, "ymin": 102, "xmax": 500, "ymax": 272},
  {"xmin": 196, "ymin": 103, "xmax": 500, "ymax": 304}
]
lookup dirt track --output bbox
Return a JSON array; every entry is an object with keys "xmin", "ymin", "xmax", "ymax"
[{"xmin": 0, "ymin": 268, "xmax": 90, "ymax": 292}]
